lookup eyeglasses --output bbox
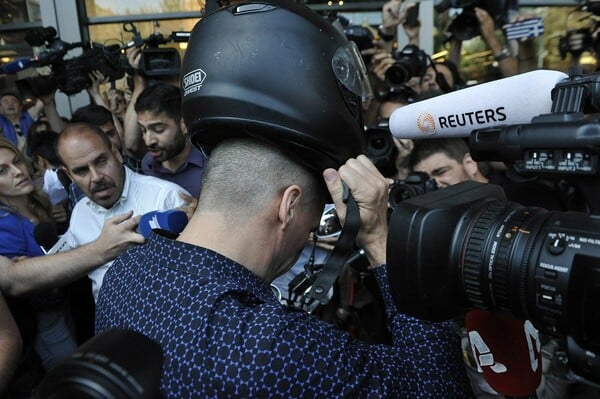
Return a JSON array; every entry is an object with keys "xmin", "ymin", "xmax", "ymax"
[{"xmin": 314, "ymin": 203, "xmax": 342, "ymax": 240}]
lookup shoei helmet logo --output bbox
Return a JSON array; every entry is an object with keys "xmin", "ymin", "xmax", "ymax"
[
  {"xmin": 417, "ymin": 112, "xmax": 436, "ymax": 135},
  {"xmin": 182, "ymin": 68, "xmax": 207, "ymax": 96}
]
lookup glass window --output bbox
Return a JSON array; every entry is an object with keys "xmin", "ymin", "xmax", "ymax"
[
  {"xmin": 88, "ymin": 19, "xmax": 199, "ymax": 48},
  {"xmin": 0, "ymin": 0, "xmax": 42, "ymax": 60},
  {"xmin": 431, "ymin": 5, "xmax": 595, "ymax": 82},
  {"xmin": 84, "ymin": 0, "xmax": 203, "ymax": 17}
]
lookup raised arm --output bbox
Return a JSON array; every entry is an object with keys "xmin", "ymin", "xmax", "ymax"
[
  {"xmin": 123, "ymin": 47, "xmax": 148, "ymax": 160},
  {"xmin": 0, "ymin": 211, "xmax": 144, "ymax": 296}
]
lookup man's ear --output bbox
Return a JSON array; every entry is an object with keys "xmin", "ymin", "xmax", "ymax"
[
  {"xmin": 180, "ymin": 118, "xmax": 188, "ymax": 136},
  {"xmin": 35, "ymin": 155, "xmax": 47, "ymax": 171},
  {"xmin": 111, "ymin": 143, "xmax": 123, "ymax": 164},
  {"xmin": 278, "ymin": 185, "xmax": 302, "ymax": 229},
  {"xmin": 463, "ymin": 152, "xmax": 482, "ymax": 181},
  {"xmin": 60, "ymin": 165, "xmax": 73, "ymax": 181}
]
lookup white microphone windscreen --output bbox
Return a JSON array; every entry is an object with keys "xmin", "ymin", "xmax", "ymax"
[{"xmin": 389, "ymin": 70, "xmax": 569, "ymax": 139}]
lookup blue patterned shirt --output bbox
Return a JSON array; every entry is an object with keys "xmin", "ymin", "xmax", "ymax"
[{"xmin": 96, "ymin": 233, "xmax": 471, "ymax": 398}]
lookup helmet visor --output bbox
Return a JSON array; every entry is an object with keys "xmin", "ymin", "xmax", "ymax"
[{"xmin": 332, "ymin": 41, "xmax": 373, "ymax": 103}]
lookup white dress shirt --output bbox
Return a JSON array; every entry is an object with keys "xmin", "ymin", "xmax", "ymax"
[{"xmin": 63, "ymin": 167, "xmax": 190, "ymax": 301}]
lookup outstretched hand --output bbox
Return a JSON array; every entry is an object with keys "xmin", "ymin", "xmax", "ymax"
[{"xmin": 92, "ymin": 210, "xmax": 145, "ymax": 262}]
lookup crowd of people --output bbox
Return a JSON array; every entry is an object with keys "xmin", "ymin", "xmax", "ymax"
[{"xmin": 0, "ymin": 0, "xmax": 599, "ymax": 397}]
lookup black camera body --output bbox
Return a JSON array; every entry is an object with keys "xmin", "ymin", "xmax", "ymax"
[
  {"xmin": 123, "ymin": 23, "xmax": 189, "ymax": 78},
  {"xmin": 23, "ymin": 27, "xmax": 126, "ymax": 95},
  {"xmin": 388, "ymin": 171, "xmax": 438, "ymax": 209},
  {"xmin": 387, "ymin": 71, "xmax": 600, "ymax": 385},
  {"xmin": 385, "ymin": 44, "xmax": 428, "ymax": 89},
  {"xmin": 53, "ymin": 43, "xmax": 125, "ymax": 95},
  {"xmin": 364, "ymin": 119, "xmax": 398, "ymax": 177}
]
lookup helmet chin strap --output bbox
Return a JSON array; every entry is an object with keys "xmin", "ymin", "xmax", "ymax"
[{"xmin": 309, "ymin": 184, "xmax": 362, "ymax": 303}]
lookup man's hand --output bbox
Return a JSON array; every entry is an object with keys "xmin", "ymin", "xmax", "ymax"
[
  {"xmin": 51, "ymin": 204, "xmax": 68, "ymax": 223},
  {"xmin": 370, "ymin": 51, "xmax": 395, "ymax": 82},
  {"xmin": 90, "ymin": 211, "xmax": 145, "ymax": 262},
  {"xmin": 177, "ymin": 192, "xmax": 198, "ymax": 221},
  {"xmin": 323, "ymin": 155, "xmax": 389, "ymax": 266},
  {"xmin": 381, "ymin": 0, "xmax": 403, "ymax": 33}
]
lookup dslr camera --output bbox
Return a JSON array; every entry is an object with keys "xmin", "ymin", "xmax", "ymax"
[{"xmin": 384, "ymin": 44, "xmax": 428, "ymax": 89}]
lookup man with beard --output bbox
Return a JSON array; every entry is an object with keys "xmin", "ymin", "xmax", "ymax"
[
  {"xmin": 135, "ymin": 83, "xmax": 207, "ymax": 199},
  {"xmin": 56, "ymin": 122, "xmax": 192, "ymax": 301}
]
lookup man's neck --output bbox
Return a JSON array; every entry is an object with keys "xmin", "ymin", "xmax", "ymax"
[
  {"xmin": 177, "ymin": 210, "xmax": 274, "ymax": 281},
  {"xmin": 162, "ymin": 141, "xmax": 192, "ymax": 172},
  {"xmin": 5, "ymin": 113, "xmax": 20, "ymax": 124}
]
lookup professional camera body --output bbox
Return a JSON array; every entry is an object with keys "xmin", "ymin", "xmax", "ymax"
[
  {"xmin": 24, "ymin": 27, "xmax": 125, "ymax": 95},
  {"xmin": 122, "ymin": 22, "xmax": 189, "ymax": 78},
  {"xmin": 436, "ymin": 0, "xmax": 518, "ymax": 41},
  {"xmin": 384, "ymin": 44, "xmax": 428, "ymax": 89},
  {"xmin": 387, "ymin": 71, "xmax": 600, "ymax": 386}
]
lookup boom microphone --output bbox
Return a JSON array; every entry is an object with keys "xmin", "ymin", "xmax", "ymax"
[
  {"xmin": 137, "ymin": 209, "xmax": 188, "ymax": 239},
  {"xmin": 1, "ymin": 58, "xmax": 34, "ymax": 74},
  {"xmin": 389, "ymin": 70, "xmax": 568, "ymax": 139},
  {"xmin": 466, "ymin": 309, "xmax": 542, "ymax": 397}
]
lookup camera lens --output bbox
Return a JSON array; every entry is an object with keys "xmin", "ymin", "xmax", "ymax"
[
  {"xmin": 459, "ymin": 201, "xmax": 548, "ymax": 316},
  {"xmin": 385, "ymin": 63, "xmax": 410, "ymax": 87},
  {"xmin": 389, "ymin": 183, "xmax": 425, "ymax": 206},
  {"xmin": 448, "ymin": 10, "xmax": 481, "ymax": 41}
]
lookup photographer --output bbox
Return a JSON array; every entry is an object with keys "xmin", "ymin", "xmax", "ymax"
[
  {"xmin": 409, "ymin": 137, "xmax": 566, "ymax": 210},
  {"xmin": 95, "ymin": 2, "xmax": 472, "ymax": 397}
]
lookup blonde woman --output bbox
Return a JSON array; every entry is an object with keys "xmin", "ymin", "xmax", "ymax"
[{"xmin": 0, "ymin": 137, "xmax": 76, "ymax": 396}]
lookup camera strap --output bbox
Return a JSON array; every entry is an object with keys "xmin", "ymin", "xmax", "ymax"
[{"xmin": 309, "ymin": 185, "xmax": 361, "ymax": 303}]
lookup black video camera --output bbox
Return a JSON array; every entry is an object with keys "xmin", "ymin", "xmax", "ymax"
[
  {"xmin": 385, "ymin": 44, "xmax": 428, "ymax": 89},
  {"xmin": 436, "ymin": 0, "xmax": 518, "ymax": 41},
  {"xmin": 24, "ymin": 27, "xmax": 126, "ymax": 95},
  {"xmin": 123, "ymin": 22, "xmax": 190, "ymax": 77},
  {"xmin": 386, "ymin": 71, "xmax": 600, "ymax": 386}
]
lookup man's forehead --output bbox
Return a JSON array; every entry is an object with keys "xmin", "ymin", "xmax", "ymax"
[
  {"xmin": 418, "ymin": 152, "xmax": 461, "ymax": 169},
  {"xmin": 100, "ymin": 121, "xmax": 117, "ymax": 132},
  {"xmin": 137, "ymin": 111, "xmax": 174, "ymax": 123},
  {"xmin": 0, "ymin": 94, "xmax": 19, "ymax": 102},
  {"xmin": 60, "ymin": 132, "xmax": 110, "ymax": 160}
]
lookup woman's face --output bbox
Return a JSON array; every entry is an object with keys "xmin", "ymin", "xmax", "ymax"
[{"xmin": 0, "ymin": 148, "xmax": 34, "ymax": 199}]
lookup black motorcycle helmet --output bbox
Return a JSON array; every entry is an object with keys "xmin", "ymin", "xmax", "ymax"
[{"xmin": 181, "ymin": 0, "xmax": 372, "ymax": 173}]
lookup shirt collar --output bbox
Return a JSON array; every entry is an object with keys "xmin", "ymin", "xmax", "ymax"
[
  {"xmin": 147, "ymin": 146, "xmax": 207, "ymax": 173},
  {"xmin": 147, "ymin": 232, "xmax": 277, "ymax": 304}
]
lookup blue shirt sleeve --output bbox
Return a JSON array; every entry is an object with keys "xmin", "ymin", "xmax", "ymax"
[{"xmin": 0, "ymin": 211, "xmax": 45, "ymax": 258}]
